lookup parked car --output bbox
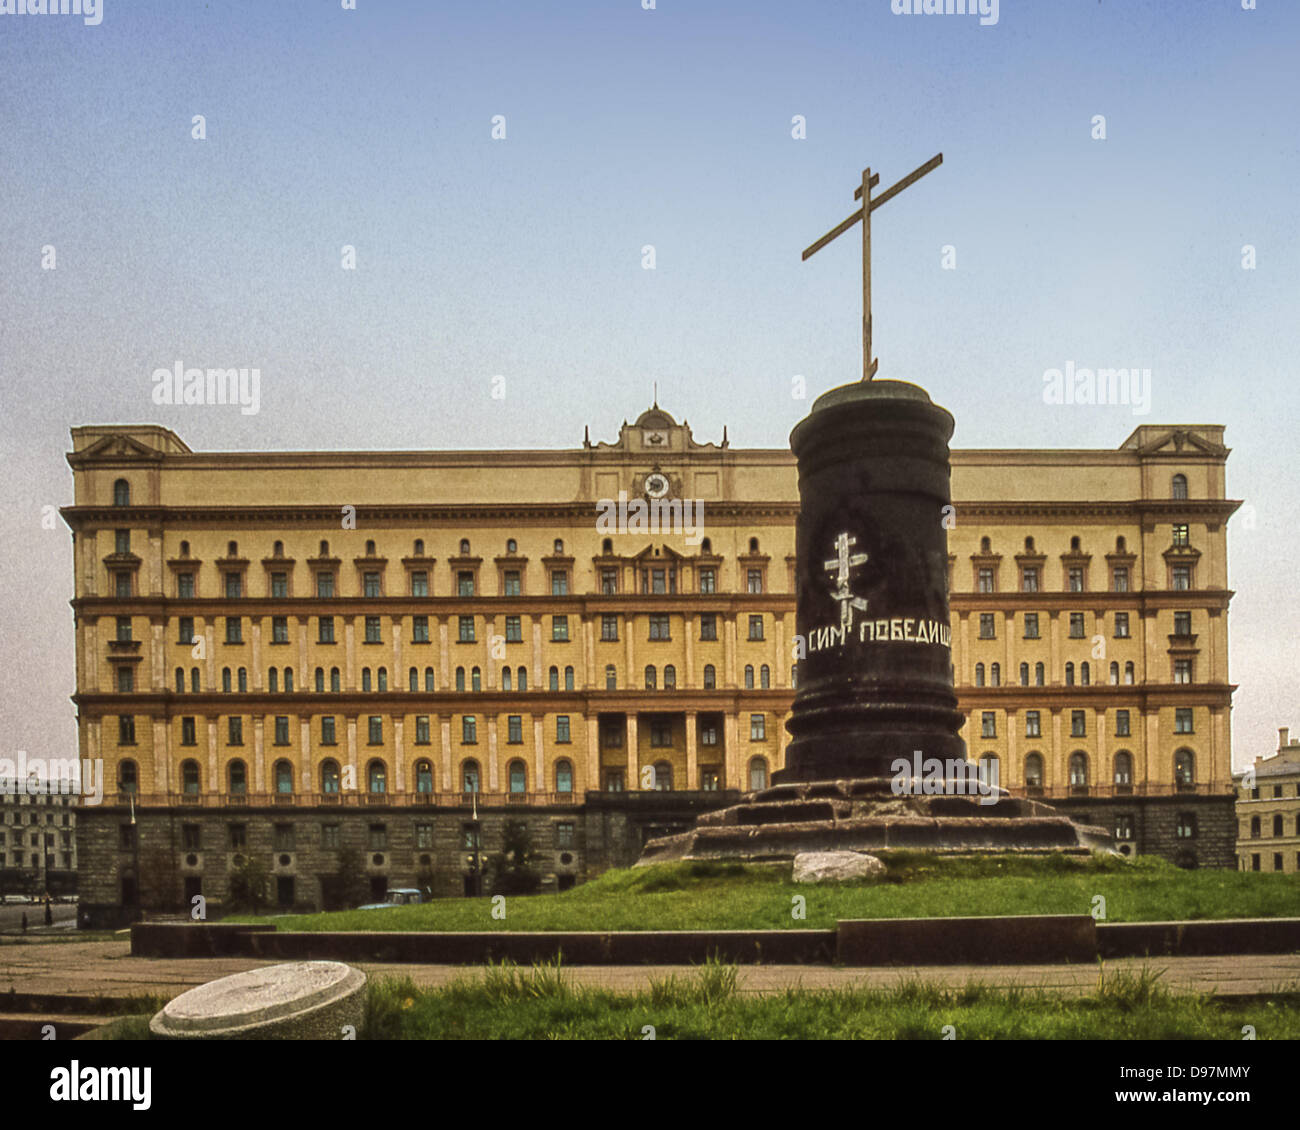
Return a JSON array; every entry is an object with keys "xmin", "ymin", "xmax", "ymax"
[{"xmin": 357, "ymin": 888, "xmax": 426, "ymax": 910}]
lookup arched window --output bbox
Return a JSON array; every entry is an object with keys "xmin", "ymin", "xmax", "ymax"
[
  {"xmin": 268, "ymin": 668, "xmax": 279, "ymax": 693},
  {"xmin": 1080, "ymin": 661, "xmax": 1090, "ymax": 686},
  {"xmin": 553, "ymin": 538, "xmax": 564, "ymax": 554},
  {"xmin": 501, "ymin": 668, "xmax": 512, "ymax": 691},
  {"xmin": 602, "ymin": 537, "xmax": 613, "ymax": 555},
  {"xmin": 980, "ymin": 536, "xmax": 991, "ymax": 553},
  {"xmin": 760, "ymin": 664, "xmax": 770, "ymax": 689},
  {"xmin": 414, "ymin": 759, "xmax": 433, "ymax": 794},
  {"xmin": 1250, "ymin": 815, "xmax": 1260, "ymax": 837},
  {"xmin": 179, "ymin": 540, "xmax": 190, "ymax": 557},
  {"xmin": 222, "ymin": 667, "xmax": 232, "ymax": 693},
  {"xmin": 190, "ymin": 668, "xmax": 200, "ymax": 693},
  {"xmin": 459, "ymin": 539, "xmax": 471, "ymax": 556},
  {"xmin": 367, "ymin": 759, "xmax": 387, "ymax": 794},
  {"xmin": 238, "ymin": 668, "xmax": 247, "ymax": 693},
  {"xmin": 508, "ymin": 760, "xmax": 527, "ymax": 794},
  {"xmin": 645, "ymin": 665, "xmax": 657, "ymax": 690},
  {"xmin": 1069, "ymin": 752, "xmax": 1088, "ymax": 787},
  {"xmin": 377, "ymin": 667, "xmax": 387, "ymax": 692},
  {"xmin": 653, "ymin": 761, "xmax": 673, "ymax": 791},
  {"xmin": 283, "ymin": 666, "xmax": 293, "ymax": 692},
  {"xmin": 317, "ymin": 667, "xmax": 326, "ymax": 693},
  {"xmin": 1174, "ymin": 749, "xmax": 1195, "ymax": 786},
  {"xmin": 456, "ymin": 667, "xmax": 466, "ymax": 692},
  {"xmin": 1116, "ymin": 535, "xmax": 1127, "ymax": 553},
  {"xmin": 748, "ymin": 537, "xmax": 760, "ymax": 553},
  {"xmin": 701, "ymin": 537, "xmax": 712, "ymax": 554},
  {"xmin": 1113, "ymin": 751, "xmax": 1132, "ymax": 785},
  {"xmin": 319, "ymin": 539, "xmax": 330, "ymax": 556},
  {"xmin": 181, "ymin": 760, "xmax": 201, "ymax": 794},
  {"xmin": 1019, "ymin": 662, "xmax": 1029, "ymax": 687},
  {"xmin": 1024, "ymin": 536, "xmax": 1035, "ymax": 552},
  {"xmin": 990, "ymin": 662, "xmax": 1000, "ymax": 687},
  {"xmin": 506, "ymin": 537, "xmax": 517, "ymax": 554},
  {"xmin": 517, "ymin": 666, "xmax": 527, "ymax": 691},
  {"xmin": 565, "ymin": 666, "xmax": 575, "ymax": 691},
  {"xmin": 1065, "ymin": 662, "xmax": 1075, "ymax": 686},
  {"xmin": 273, "ymin": 539, "xmax": 284, "ymax": 557},
  {"xmin": 978, "ymin": 753, "xmax": 1000, "ymax": 788},
  {"xmin": 1171, "ymin": 474, "xmax": 1188, "ymax": 500},
  {"xmin": 974, "ymin": 663, "xmax": 985, "ymax": 687},
  {"xmin": 274, "ymin": 759, "xmax": 293, "ymax": 794},
  {"xmin": 748, "ymin": 756, "xmax": 768, "ymax": 791},
  {"xmin": 409, "ymin": 667, "xmax": 418, "ymax": 692},
  {"xmin": 426, "ymin": 667, "xmax": 436, "ymax": 692},
  {"xmin": 225, "ymin": 760, "xmax": 243, "ymax": 795},
  {"xmin": 413, "ymin": 538, "xmax": 424, "ymax": 556},
  {"xmin": 1070, "ymin": 535, "xmax": 1081, "ymax": 551},
  {"xmin": 549, "ymin": 666, "xmax": 559, "ymax": 691},
  {"xmin": 175, "ymin": 667, "xmax": 185, "ymax": 693},
  {"xmin": 320, "ymin": 760, "xmax": 340, "ymax": 794},
  {"xmin": 1109, "ymin": 661, "xmax": 1119, "ymax": 685},
  {"xmin": 1274, "ymin": 814, "xmax": 1285, "ymax": 836},
  {"xmin": 1124, "ymin": 661, "xmax": 1135, "ymax": 685},
  {"xmin": 330, "ymin": 667, "xmax": 341, "ymax": 693},
  {"xmin": 471, "ymin": 667, "xmax": 481, "ymax": 692},
  {"xmin": 118, "ymin": 759, "xmax": 138, "ymax": 794},
  {"xmin": 744, "ymin": 664, "xmax": 755, "ymax": 689},
  {"xmin": 605, "ymin": 664, "xmax": 617, "ymax": 689},
  {"xmin": 462, "ymin": 759, "xmax": 480, "ymax": 793},
  {"xmin": 227, "ymin": 540, "xmax": 239, "ymax": 557},
  {"xmin": 1024, "ymin": 753, "xmax": 1043, "ymax": 787},
  {"xmin": 1034, "ymin": 662, "xmax": 1045, "ymax": 686},
  {"xmin": 113, "ymin": 478, "xmax": 131, "ymax": 506},
  {"xmin": 703, "ymin": 664, "xmax": 716, "ymax": 689},
  {"xmin": 664, "ymin": 664, "xmax": 676, "ymax": 690},
  {"xmin": 362, "ymin": 668, "xmax": 372, "ymax": 692},
  {"xmin": 555, "ymin": 759, "xmax": 573, "ymax": 793},
  {"xmin": 365, "ymin": 539, "xmax": 376, "ymax": 556}
]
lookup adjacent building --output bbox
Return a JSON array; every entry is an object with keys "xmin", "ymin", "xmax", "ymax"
[
  {"xmin": 63, "ymin": 407, "xmax": 1241, "ymax": 924},
  {"xmin": 1234, "ymin": 727, "xmax": 1300, "ymax": 873}
]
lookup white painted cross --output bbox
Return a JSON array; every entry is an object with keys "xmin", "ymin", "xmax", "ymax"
[{"xmin": 823, "ymin": 532, "xmax": 869, "ymax": 634}]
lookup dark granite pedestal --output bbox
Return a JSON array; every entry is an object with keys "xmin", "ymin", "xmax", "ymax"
[
  {"xmin": 638, "ymin": 377, "xmax": 1113, "ymax": 867},
  {"xmin": 637, "ymin": 776, "xmax": 1113, "ymax": 864}
]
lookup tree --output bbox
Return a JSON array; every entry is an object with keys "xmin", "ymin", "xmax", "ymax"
[
  {"xmin": 227, "ymin": 854, "xmax": 270, "ymax": 913},
  {"xmin": 490, "ymin": 818, "xmax": 541, "ymax": 895},
  {"xmin": 334, "ymin": 848, "xmax": 370, "ymax": 909}
]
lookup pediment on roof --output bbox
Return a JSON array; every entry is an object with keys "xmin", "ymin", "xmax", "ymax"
[
  {"xmin": 1134, "ymin": 428, "xmax": 1226, "ymax": 458},
  {"xmin": 72, "ymin": 433, "xmax": 166, "ymax": 463}
]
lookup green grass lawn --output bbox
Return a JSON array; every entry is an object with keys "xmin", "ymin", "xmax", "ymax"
[
  {"xmin": 227, "ymin": 853, "xmax": 1300, "ymax": 933},
  {"xmin": 357, "ymin": 961, "xmax": 1300, "ymax": 1040}
]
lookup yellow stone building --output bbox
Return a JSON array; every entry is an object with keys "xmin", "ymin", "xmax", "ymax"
[
  {"xmin": 1234, "ymin": 727, "xmax": 1300, "ymax": 873},
  {"xmin": 63, "ymin": 406, "xmax": 1241, "ymax": 922}
]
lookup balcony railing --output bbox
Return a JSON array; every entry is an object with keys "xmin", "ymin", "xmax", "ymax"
[
  {"xmin": 108, "ymin": 790, "xmax": 585, "ymax": 809},
  {"xmin": 1010, "ymin": 782, "xmax": 1233, "ymax": 800}
]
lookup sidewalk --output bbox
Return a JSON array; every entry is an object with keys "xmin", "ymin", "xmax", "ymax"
[{"xmin": 4, "ymin": 938, "xmax": 1299, "ymax": 1000}]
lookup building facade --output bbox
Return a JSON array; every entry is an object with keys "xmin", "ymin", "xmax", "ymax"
[
  {"xmin": 1234, "ymin": 727, "xmax": 1300, "ymax": 873},
  {"xmin": 63, "ymin": 408, "xmax": 1240, "ymax": 924},
  {"xmin": 0, "ymin": 784, "xmax": 78, "ymax": 899}
]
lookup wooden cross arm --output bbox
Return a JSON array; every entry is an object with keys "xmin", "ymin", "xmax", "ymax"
[{"xmin": 802, "ymin": 153, "xmax": 943, "ymax": 260}]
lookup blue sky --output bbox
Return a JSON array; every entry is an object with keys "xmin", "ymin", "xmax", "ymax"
[{"xmin": 1, "ymin": 0, "xmax": 1296, "ymax": 768}]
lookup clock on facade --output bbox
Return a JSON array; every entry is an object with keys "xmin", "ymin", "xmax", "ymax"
[{"xmin": 643, "ymin": 472, "xmax": 670, "ymax": 499}]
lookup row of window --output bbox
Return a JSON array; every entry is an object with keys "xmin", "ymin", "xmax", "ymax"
[
  {"xmin": 157, "ymin": 818, "xmax": 579, "ymax": 854},
  {"xmin": 162, "ymin": 662, "xmax": 786, "ymax": 695},
  {"xmin": 972, "ymin": 748, "xmax": 1199, "ymax": 787},
  {"xmin": 972, "ymin": 610, "xmax": 1198, "ymax": 641},
  {"xmin": 1243, "ymin": 853, "xmax": 1300, "ymax": 872},
  {"xmin": 975, "ymin": 707, "xmax": 1195, "ymax": 739},
  {"xmin": 970, "ymin": 660, "xmax": 1185, "ymax": 687},
  {"xmin": 1243, "ymin": 814, "xmax": 1300, "ymax": 838}
]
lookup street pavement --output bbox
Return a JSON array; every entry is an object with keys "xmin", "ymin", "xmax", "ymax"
[{"xmin": 3, "ymin": 937, "xmax": 1299, "ymax": 1001}]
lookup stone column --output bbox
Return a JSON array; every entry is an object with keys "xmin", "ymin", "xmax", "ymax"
[
  {"xmin": 393, "ymin": 718, "xmax": 405, "ymax": 793},
  {"xmin": 532, "ymin": 619, "xmax": 544, "ymax": 689},
  {"xmin": 439, "ymin": 714, "xmax": 453, "ymax": 793},
  {"xmin": 586, "ymin": 715, "xmax": 600, "ymax": 794},
  {"xmin": 438, "ymin": 617, "xmax": 450, "ymax": 690},
  {"xmin": 344, "ymin": 619, "xmax": 356, "ymax": 691},
  {"xmin": 724, "ymin": 615, "xmax": 737, "ymax": 687},
  {"xmin": 346, "ymin": 716, "xmax": 358, "ymax": 794},
  {"xmin": 488, "ymin": 722, "xmax": 500, "ymax": 791},
  {"xmin": 253, "ymin": 716, "xmax": 266, "ymax": 795},
  {"xmin": 723, "ymin": 713, "xmax": 738, "ymax": 790},
  {"xmin": 624, "ymin": 615, "xmax": 635, "ymax": 682},
  {"xmin": 484, "ymin": 617, "xmax": 496, "ymax": 689},
  {"xmin": 685, "ymin": 710, "xmax": 698, "ymax": 791},
  {"xmin": 626, "ymin": 714, "xmax": 639, "ymax": 790},
  {"xmin": 251, "ymin": 620, "xmax": 262, "ymax": 690},
  {"xmin": 583, "ymin": 617, "xmax": 595, "ymax": 687},
  {"xmin": 684, "ymin": 616, "xmax": 695, "ymax": 686},
  {"xmin": 208, "ymin": 718, "xmax": 220, "ymax": 796},
  {"xmin": 533, "ymin": 716, "xmax": 545, "ymax": 794}
]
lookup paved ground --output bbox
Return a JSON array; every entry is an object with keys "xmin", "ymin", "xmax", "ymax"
[
  {"xmin": 3, "ymin": 938, "xmax": 1300, "ymax": 1001},
  {"xmin": 0, "ymin": 904, "xmax": 77, "ymax": 933}
]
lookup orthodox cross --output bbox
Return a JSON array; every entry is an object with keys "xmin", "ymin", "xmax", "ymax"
[
  {"xmin": 802, "ymin": 153, "xmax": 943, "ymax": 380},
  {"xmin": 823, "ymin": 531, "xmax": 870, "ymax": 635}
]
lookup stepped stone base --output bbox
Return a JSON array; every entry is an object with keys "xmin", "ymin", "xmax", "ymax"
[{"xmin": 636, "ymin": 777, "xmax": 1115, "ymax": 864}]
